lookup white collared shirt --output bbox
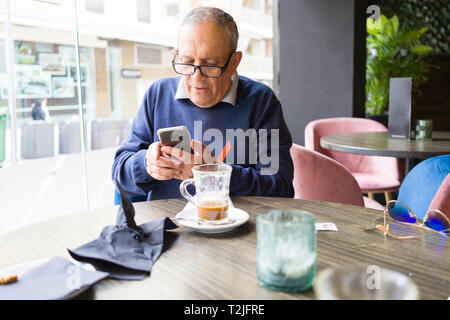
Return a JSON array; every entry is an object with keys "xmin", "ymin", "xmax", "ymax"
[{"xmin": 174, "ymin": 73, "xmax": 239, "ymax": 106}]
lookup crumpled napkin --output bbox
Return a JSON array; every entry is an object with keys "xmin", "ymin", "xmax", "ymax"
[
  {"xmin": 68, "ymin": 180, "xmax": 178, "ymax": 280},
  {"xmin": 0, "ymin": 256, "xmax": 109, "ymax": 300}
]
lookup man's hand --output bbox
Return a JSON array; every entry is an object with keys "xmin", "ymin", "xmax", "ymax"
[
  {"xmin": 160, "ymin": 139, "xmax": 218, "ymax": 180},
  {"xmin": 145, "ymin": 142, "xmax": 182, "ymax": 180}
]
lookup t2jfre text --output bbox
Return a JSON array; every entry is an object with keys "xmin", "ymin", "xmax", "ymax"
[{"xmin": 184, "ymin": 304, "xmax": 264, "ymax": 317}]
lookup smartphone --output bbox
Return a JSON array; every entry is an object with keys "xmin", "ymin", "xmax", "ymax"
[{"xmin": 157, "ymin": 125, "xmax": 193, "ymax": 154}]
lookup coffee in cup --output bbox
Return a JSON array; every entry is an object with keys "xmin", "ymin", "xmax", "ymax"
[{"xmin": 197, "ymin": 201, "xmax": 229, "ymax": 221}]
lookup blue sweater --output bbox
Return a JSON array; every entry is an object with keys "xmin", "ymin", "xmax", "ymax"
[{"xmin": 112, "ymin": 75, "xmax": 294, "ymax": 200}]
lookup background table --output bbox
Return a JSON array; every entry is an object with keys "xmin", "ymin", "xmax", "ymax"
[
  {"xmin": 320, "ymin": 131, "xmax": 450, "ymax": 159},
  {"xmin": 320, "ymin": 131, "xmax": 450, "ymax": 175},
  {"xmin": 0, "ymin": 197, "xmax": 449, "ymax": 300}
]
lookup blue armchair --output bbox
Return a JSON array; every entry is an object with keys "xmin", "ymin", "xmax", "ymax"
[
  {"xmin": 397, "ymin": 155, "xmax": 450, "ymax": 219},
  {"xmin": 114, "ymin": 189, "xmax": 147, "ymax": 205}
]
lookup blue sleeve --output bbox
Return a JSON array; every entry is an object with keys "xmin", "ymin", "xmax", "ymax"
[
  {"xmin": 229, "ymin": 94, "xmax": 294, "ymax": 198},
  {"xmin": 111, "ymin": 89, "xmax": 155, "ymax": 197}
]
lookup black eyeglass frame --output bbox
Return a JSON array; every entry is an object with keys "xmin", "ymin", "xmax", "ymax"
[{"xmin": 172, "ymin": 50, "xmax": 236, "ymax": 78}]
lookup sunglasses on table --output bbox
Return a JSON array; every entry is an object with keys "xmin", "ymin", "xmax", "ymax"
[{"xmin": 375, "ymin": 200, "xmax": 449, "ymax": 240}]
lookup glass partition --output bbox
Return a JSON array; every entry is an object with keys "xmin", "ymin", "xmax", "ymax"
[
  {"xmin": 0, "ymin": 0, "xmax": 91, "ymax": 234},
  {"xmin": 0, "ymin": 0, "xmax": 273, "ymax": 235}
]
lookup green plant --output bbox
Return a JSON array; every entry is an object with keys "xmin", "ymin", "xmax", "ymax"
[
  {"xmin": 376, "ymin": 0, "xmax": 450, "ymax": 55},
  {"xmin": 365, "ymin": 14, "xmax": 434, "ymax": 115}
]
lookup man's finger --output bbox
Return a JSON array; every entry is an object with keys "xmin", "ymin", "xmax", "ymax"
[
  {"xmin": 161, "ymin": 146, "xmax": 196, "ymax": 164},
  {"xmin": 160, "ymin": 151, "xmax": 183, "ymax": 164},
  {"xmin": 154, "ymin": 142, "xmax": 162, "ymax": 161},
  {"xmin": 191, "ymin": 140, "xmax": 216, "ymax": 164},
  {"xmin": 191, "ymin": 139, "xmax": 206, "ymax": 155},
  {"xmin": 155, "ymin": 155, "xmax": 181, "ymax": 169},
  {"xmin": 146, "ymin": 167, "xmax": 171, "ymax": 180},
  {"xmin": 154, "ymin": 166, "xmax": 180, "ymax": 177},
  {"xmin": 148, "ymin": 165, "xmax": 180, "ymax": 179}
]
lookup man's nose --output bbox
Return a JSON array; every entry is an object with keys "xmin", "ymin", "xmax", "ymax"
[{"xmin": 191, "ymin": 67, "xmax": 205, "ymax": 80}]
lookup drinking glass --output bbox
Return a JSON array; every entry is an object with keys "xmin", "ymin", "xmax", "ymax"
[
  {"xmin": 415, "ymin": 119, "xmax": 432, "ymax": 141},
  {"xmin": 314, "ymin": 265, "xmax": 419, "ymax": 300},
  {"xmin": 179, "ymin": 163, "xmax": 232, "ymax": 224},
  {"xmin": 257, "ymin": 209, "xmax": 316, "ymax": 292}
]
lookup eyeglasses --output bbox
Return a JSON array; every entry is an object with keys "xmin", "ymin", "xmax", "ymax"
[
  {"xmin": 172, "ymin": 50, "xmax": 235, "ymax": 78},
  {"xmin": 376, "ymin": 200, "xmax": 450, "ymax": 240}
]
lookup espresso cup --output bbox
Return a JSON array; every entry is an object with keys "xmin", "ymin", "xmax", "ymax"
[{"xmin": 179, "ymin": 164, "xmax": 232, "ymax": 224}]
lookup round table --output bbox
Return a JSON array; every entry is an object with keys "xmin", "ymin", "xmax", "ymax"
[
  {"xmin": 0, "ymin": 196, "xmax": 449, "ymax": 300},
  {"xmin": 320, "ymin": 131, "xmax": 450, "ymax": 175},
  {"xmin": 320, "ymin": 131, "xmax": 450, "ymax": 159}
]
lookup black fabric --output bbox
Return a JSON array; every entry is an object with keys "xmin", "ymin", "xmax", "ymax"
[{"xmin": 68, "ymin": 180, "xmax": 178, "ymax": 280}]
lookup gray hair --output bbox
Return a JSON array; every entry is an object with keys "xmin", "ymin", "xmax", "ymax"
[{"xmin": 179, "ymin": 7, "xmax": 239, "ymax": 51}]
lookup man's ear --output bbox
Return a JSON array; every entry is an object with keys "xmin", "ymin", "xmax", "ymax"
[{"xmin": 231, "ymin": 51, "xmax": 243, "ymax": 73}]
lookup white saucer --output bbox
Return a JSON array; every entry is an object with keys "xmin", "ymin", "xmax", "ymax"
[
  {"xmin": 175, "ymin": 207, "xmax": 250, "ymax": 234},
  {"xmin": 0, "ymin": 258, "xmax": 95, "ymax": 300}
]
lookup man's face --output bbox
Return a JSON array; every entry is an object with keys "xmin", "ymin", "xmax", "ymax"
[{"xmin": 177, "ymin": 21, "xmax": 242, "ymax": 108}]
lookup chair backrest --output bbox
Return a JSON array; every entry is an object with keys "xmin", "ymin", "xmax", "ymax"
[
  {"xmin": 20, "ymin": 121, "xmax": 54, "ymax": 159},
  {"xmin": 290, "ymin": 143, "xmax": 364, "ymax": 206},
  {"xmin": 59, "ymin": 120, "xmax": 83, "ymax": 154},
  {"xmin": 91, "ymin": 119, "xmax": 123, "ymax": 150},
  {"xmin": 398, "ymin": 155, "xmax": 450, "ymax": 220},
  {"xmin": 428, "ymin": 174, "xmax": 450, "ymax": 220},
  {"xmin": 304, "ymin": 117, "xmax": 397, "ymax": 177}
]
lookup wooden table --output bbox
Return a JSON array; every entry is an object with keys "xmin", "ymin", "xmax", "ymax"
[
  {"xmin": 320, "ymin": 131, "xmax": 450, "ymax": 159},
  {"xmin": 320, "ymin": 131, "xmax": 450, "ymax": 175},
  {"xmin": 0, "ymin": 197, "xmax": 449, "ymax": 300}
]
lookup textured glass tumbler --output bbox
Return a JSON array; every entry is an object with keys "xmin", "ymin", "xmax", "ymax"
[{"xmin": 257, "ymin": 209, "xmax": 317, "ymax": 292}]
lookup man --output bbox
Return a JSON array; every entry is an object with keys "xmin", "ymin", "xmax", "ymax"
[{"xmin": 112, "ymin": 7, "xmax": 294, "ymax": 201}]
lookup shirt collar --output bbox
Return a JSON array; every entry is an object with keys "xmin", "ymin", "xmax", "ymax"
[{"xmin": 174, "ymin": 73, "xmax": 238, "ymax": 106}]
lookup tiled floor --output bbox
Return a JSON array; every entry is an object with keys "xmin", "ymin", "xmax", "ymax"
[{"xmin": 0, "ymin": 147, "xmax": 117, "ymax": 235}]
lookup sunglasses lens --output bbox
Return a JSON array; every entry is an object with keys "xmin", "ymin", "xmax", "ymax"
[
  {"xmin": 387, "ymin": 202, "xmax": 416, "ymax": 223},
  {"xmin": 424, "ymin": 210, "xmax": 450, "ymax": 233}
]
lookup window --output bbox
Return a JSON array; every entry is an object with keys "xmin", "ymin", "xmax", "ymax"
[
  {"xmin": 107, "ymin": 47, "xmax": 122, "ymax": 115},
  {"xmin": 85, "ymin": 0, "xmax": 104, "ymax": 14},
  {"xmin": 246, "ymin": 38, "xmax": 266, "ymax": 56},
  {"xmin": 0, "ymin": 0, "xmax": 274, "ymax": 236},
  {"xmin": 136, "ymin": 0, "xmax": 151, "ymax": 24},
  {"xmin": 243, "ymin": 0, "xmax": 263, "ymax": 10},
  {"xmin": 136, "ymin": 45, "xmax": 162, "ymax": 65},
  {"xmin": 166, "ymin": 3, "xmax": 179, "ymax": 17}
]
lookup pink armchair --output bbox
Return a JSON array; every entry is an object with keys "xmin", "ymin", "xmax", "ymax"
[
  {"xmin": 290, "ymin": 144, "xmax": 384, "ymax": 210},
  {"xmin": 305, "ymin": 117, "xmax": 401, "ymax": 202}
]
